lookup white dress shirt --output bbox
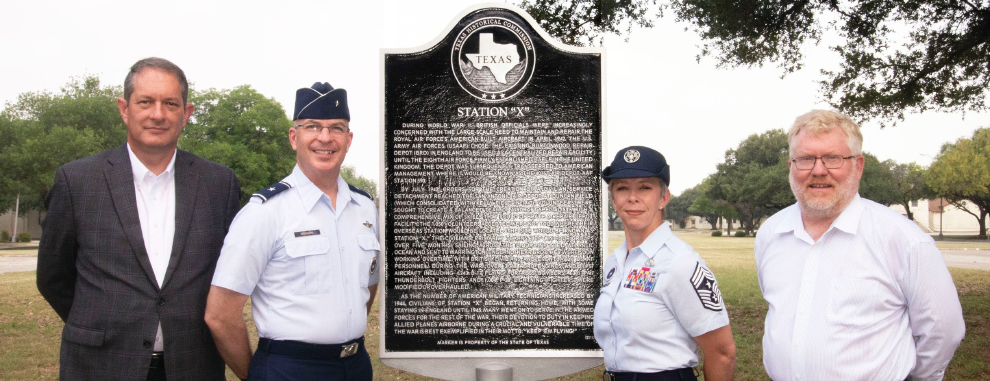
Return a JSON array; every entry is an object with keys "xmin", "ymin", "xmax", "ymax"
[
  {"xmin": 128, "ymin": 144, "xmax": 176, "ymax": 352},
  {"xmin": 594, "ymin": 223, "xmax": 729, "ymax": 372},
  {"xmin": 212, "ymin": 165, "xmax": 381, "ymax": 344},
  {"xmin": 756, "ymin": 195, "xmax": 965, "ymax": 381}
]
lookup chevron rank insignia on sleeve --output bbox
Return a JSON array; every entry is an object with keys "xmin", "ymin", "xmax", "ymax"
[{"xmin": 691, "ymin": 262, "xmax": 724, "ymax": 311}]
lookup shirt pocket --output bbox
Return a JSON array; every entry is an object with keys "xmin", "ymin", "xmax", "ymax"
[
  {"xmin": 285, "ymin": 236, "xmax": 332, "ymax": 295},
  {"xmin": 826, "ymin": 277, "xmax": 883, "ymax": 328},
  {"xmin": 356, "ymin": 234, "xmax": 380, "ymax": 286}
]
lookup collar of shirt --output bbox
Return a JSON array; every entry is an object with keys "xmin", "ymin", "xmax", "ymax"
[
  {"xmin": 618, "ymin": 222, "xmax": 673, "ymax": 266},
  {"xmin": 126, "ymin": 143, "xmax": 177, "ymax": 182},
  {"xmin": 288, "ymin": 165, "xmax": 355, "ymax": 215},
  {"xmin": 634, "ymin": 222, "xmax": 673, "ymax": 261},
  {"xmin": 775, "ymin": 195, "xmax": 866, "ymax": 244}
]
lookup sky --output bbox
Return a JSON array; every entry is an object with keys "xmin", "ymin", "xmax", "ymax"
[{"xmin": 2, "ymin": 0, "xmax": 988, "ymax": 195}]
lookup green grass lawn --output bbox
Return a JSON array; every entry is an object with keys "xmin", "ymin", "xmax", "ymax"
[{"xmin": 2, "ymin": 233, "xmax": 987, "ymax": 380}]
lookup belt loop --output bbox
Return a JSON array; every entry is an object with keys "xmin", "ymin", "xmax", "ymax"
[
  {"xmin": 679, "ymin": 367, "xmax": 699, "ymax": 381},
  {"xmin": 257, "ymin": 338, "xmax": 270, "ymax": 353}
]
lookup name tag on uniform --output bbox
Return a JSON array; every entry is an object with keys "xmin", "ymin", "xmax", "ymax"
[
  {"xmin": 623, "ymin": 267, "xmax": 659, "ymax": 293},
  {"xmin": 294, "ymin": 229, "xmax": 321, "ymax": 237}
]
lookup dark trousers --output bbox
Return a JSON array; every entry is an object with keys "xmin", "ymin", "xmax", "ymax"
[
  {"xmin": 247, "ymin": 338, "xmax": 372, "ymax": 381},
  {"xmin": 147, "ymin": 352, "xmax": 166, "ymax": 381},
  {"xmin": 604, "ymin": 368, "xmax": 698, "ymax": 381}
]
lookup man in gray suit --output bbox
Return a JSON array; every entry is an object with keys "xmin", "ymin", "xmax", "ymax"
[{"xmin": 37, "ymin": 57, "xmax": 241, "ymax": 381}]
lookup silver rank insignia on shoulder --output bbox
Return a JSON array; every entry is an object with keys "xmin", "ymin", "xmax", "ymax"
[
  {"xmin": 363, "ymin": 221, "xmax": 372, "ymax": 228},
  {"xmin": 644, "ymin": 257, "xmax": 655, "ymax": 267}
]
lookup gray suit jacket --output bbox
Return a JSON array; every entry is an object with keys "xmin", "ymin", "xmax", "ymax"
[{"xmin": 37, "ymin": 144, "xmax": 241, "ymax": 381}]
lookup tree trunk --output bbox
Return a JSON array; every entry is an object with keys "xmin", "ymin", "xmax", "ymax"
[
  {"xmin": 979, "ymin": 210, "xmax": 987, "ymax": 240},
  {"xmin": 742, "ymin": 215, "xmax": 755, "ymax": 236},
  {"xmin": 902, "ymin": 201, "xmax": 914, "ymax": 221}
]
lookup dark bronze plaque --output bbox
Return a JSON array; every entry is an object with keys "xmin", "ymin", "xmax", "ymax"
[{"xmin": 383, "ymin": 5, "xmax": 602, "ymax": 354}]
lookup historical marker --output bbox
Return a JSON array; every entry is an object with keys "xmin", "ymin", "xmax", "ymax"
[{"xmin": 381, "ymin": 4, "xmax": 604, "ymax": 379}]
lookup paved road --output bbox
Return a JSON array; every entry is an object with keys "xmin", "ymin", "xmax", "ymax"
[
  {"xmin": 0, "ymin": 255, "xmax": 37, "ymax": 274},
  {"xmin": 942, "ymin": 250, "xmax": 990, "ymax": 271}
]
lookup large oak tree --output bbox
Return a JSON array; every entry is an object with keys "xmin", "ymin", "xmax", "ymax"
[
  {"xmin": 927, "ymin": 128, "xmax": 990, "ymax": 238},
  {"xmin": 518, "ymin": 0, "xmax": 990, "ymax": 125}
]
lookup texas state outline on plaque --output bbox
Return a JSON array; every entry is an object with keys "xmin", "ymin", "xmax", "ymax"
[{"xmin": 465, "ymin": 33, "xmax": 520, "ymax": 84}]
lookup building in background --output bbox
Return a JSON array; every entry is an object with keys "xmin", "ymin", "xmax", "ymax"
[
  {"xmin": 890, "ymin": 198, "xmax": 985, "ymax": 235},
  {"xmin": 0, "ymin": 210, "xmax": 43, "ymax": 241}
]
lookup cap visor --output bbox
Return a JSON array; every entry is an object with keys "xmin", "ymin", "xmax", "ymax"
[{"xmin": 603, "ymin": 168, "xmax": 659, "ymax": 180}]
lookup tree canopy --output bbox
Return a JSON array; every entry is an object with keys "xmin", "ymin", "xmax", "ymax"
[
  {"xmin": 927, "ymin": 128, "xmax": 990, "ymax": 238},
  {"xmin": 180, "ymin": 85, "xmax": 297, "ymax": 204},
  {"xmin": 0, "ymin": 76, "xmax": 122, "ymax": 212},
  {"xmin": 707, "ymin": 129, "xmax": 793, "ymax": 236},
  {"xmin": 858, "ymin": 152, "xmax": 900, "ymax": 206},
  {"xmin": 687, "ymin": 182, "xmax": 718, "ymax": 230},
  {"xmin": 666, "ymin": 185, "xmax": 700, "ymax": 228},
  {"xmin": 889, "ymin": 162, "xmax": 930, "ymax": 221},
  {"xmin": 1, "ymin": 78, "xmax": 378, "ymax": 214},
  {"xmin": 518, "ymin": 0, "xmax": 990, "ymax": 125}
]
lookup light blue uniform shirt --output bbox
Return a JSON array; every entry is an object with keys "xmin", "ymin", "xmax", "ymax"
[
  {"xmin": 594, "ymin": 223, "xmax": 729, "ymax": 372},
  {"xmin": 212, "ymin": 165, "xmax": 380, "ymax": 344}
]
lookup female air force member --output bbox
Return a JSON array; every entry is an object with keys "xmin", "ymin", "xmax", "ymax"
[{"xmin": 594, "ymin": 146, "xmax": 736, "ymax": 381}]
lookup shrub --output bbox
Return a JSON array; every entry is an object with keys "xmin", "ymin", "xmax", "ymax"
[
  {"xmin": 734, "ymin": 231, "xmax": 747, "ymax": 237},
  {"xmin": 0, "ymin": 230, "xmax": 9, "ymax": 243},
  {"xmin": 711, "ymin": 230, "xmax": 723, "ymax": 237},
  {"xmin": 16, "ymin": 232, "xmax": 31, "ymax": 243}
]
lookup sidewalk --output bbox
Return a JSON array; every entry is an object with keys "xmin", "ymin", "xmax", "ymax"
[{"xmin": 0, "ymin": 241, "xmax": 39, "ymax": 250}]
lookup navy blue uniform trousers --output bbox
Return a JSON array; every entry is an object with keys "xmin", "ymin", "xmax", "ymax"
[{"xmin": 247, "ymin": 338, "xmax": 372, "ymax": 381}]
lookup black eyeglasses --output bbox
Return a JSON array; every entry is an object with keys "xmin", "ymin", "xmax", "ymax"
[{"xmin": 791, "ymin": 155, "xmax": 856, "ymax": 170}]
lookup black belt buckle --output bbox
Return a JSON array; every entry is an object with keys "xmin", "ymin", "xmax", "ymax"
[
  {"xmin": 149, "ymin": 352, "xmax": 165, "ymax": 369},
  {"xmin": 340, "ymin": 342, "xmax": 359, "ymax": 358}
]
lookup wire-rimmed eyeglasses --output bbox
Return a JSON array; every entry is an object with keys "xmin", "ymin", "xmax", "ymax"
[
  {"xmin": 294, "ymin": 124, "xmax": 349, "ymax": 136},
  {"xmin": 791, "ymin": 155, "xmax": 856, "ymax": 170}
]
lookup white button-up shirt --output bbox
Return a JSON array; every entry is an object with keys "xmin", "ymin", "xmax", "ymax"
[
  {"xmin": 212, "ymin": 165, "xmax": 380, "ymax": 344},
  {"xmin": 756, "ymin": 195, "xmax": 965, "ymax": 381},
  {"xmin": 594, "ymin": 223, "xmax": 729, "ymax": 372},
  {"xmin": 127, "ymin": 144, "xmax": 176, "ymax": 352}
]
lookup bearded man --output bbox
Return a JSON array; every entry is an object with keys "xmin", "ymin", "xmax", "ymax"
[{"xmin": 755, "ymin": 109, "xmax": 965, "ymax": 381}]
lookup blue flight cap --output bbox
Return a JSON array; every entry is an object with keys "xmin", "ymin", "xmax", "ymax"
[
  {"xmin": 601, "ymin": 146, "xmax": 670, "ymax": 186},
  {"xmin": 293, "ymin": 82, "xmax": 349, "ymax": 121}
]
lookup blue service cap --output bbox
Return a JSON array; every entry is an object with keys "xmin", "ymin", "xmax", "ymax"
[
  {"xmin": 293, "ymin": 82, "xmax": 349, "ymax": 121},
  {"xmin": 601, "ymin": 146, "xmax": 670, "ymax": 186}
]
